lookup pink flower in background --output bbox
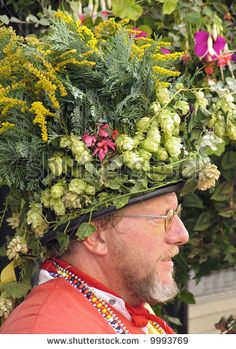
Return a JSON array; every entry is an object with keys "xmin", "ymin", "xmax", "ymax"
[
  {"xmin": 160, "ymin": 47, "xmax": 170, "ymax": 54},
  {"xmin": 82, "ymin": 123, "xmax": 118, "ymax": 161},
  {"xmin": 217, "ymin": 52, "xmax": 233, "ymax": 67},
  {"xmin": 82, "ymin": 134, "xmax": 97, "ymax": 147},
  {"xmin": 93, "ymin": 139, "xmax": 116, "ymax": 161},
  {"xmin": 194, "ymin": 31, "xmax": 227, "ymax": 61},
  {"xmin": 98, "ymin": 123, "xmax": 109, "ymax": 138},
  {"xmin": 133, "ymin": 27, "xmax": 148, "ymax": 38},
  {"xmin": 204, "ymin": 62, "xmax": 215, "ymax": 75},
  {"xmin": 111, "ymin": 129, "xmax": 119, "ymax": 140}
]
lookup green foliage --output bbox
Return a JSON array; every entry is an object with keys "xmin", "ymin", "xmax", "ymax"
[
  {"xmin": 76, "ymin": 223, "xmax": 96, "ymax": 240},
  {"xmin": 0, "ymin": 281, "xmax": 31, "ymax": 299},
  {"xmin": 159, "ymin": 0, "xmax": 178, "ymax": 15},
  {"xmin": 112, "ymin": 0, "xmax": 143, "ymax": 21}
]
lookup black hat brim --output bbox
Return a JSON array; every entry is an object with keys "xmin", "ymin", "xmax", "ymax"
[{"xmin": 40, "ymin": 181, "xmax": 184, "ymax": 245}]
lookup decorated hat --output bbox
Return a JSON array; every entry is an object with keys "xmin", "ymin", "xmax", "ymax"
[{"xmin": 0, "ymin": 12, "xmax": 220, "ymax": 320}]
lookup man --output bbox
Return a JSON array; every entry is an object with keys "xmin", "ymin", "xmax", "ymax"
[
  {"xmin": 0, "ymin": 14, "xmax": 219, "ymax": 333},
  {"xmin": 0, "ymin": 188, "xmax": 188, "ymax": 334}
]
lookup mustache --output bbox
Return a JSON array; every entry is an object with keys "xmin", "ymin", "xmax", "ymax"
[{"xmin": 162, "ymin": 246, "xmax": 179, "ymax": 259}]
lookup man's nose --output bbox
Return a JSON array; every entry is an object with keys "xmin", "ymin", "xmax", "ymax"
[{"xmin": 165, "ymin": 215, "xmax": 189, "ymax": 245}]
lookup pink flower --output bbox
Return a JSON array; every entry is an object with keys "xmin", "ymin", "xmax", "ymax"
[
  {"xmin": 111, "ymin": 129, "xmax": 119, "ymax": 140},
  {"xmin": 93, "ymin": 139, "xmax": 116, "ymax": 161},
  {"xmin": 133, "ymin": 27, "xmax": 148, "ymax": 39},
  {"xmin": 101, "ymin": 10, "xmax": 109, "ymax": 16},
  {"xmin": 182, "ymin": 53, "xmax": 191, "ymax": 63},
  {"xmin": 82, "ymin": 134, "xmax": 97, "ymax": 147},
  {"xmin": 204, "ymin": 62, "xmax": 215, "ymax": 75},
  {"xmin": 160, "ymin": 47, "xmax": 170, "ymax": 54},
  {"xmin": 217, "ymin": 52, "xmax": 232, "ymax": 67},
  {"xmin": 98, "ymin": 123, "xmax": 109, "ymax": 138},
  {"xmin": 194, "ymin": 31, "xmax": 227, "ymax": 61}
]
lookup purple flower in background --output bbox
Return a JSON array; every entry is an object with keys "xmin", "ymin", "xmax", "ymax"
[
  {"xmin": 194, "ymin": 31, "xmax": 227, "ymax": 61},
  {"xmin": 232, "ymin": 54, "xmax": 236, "ymax": 63}
]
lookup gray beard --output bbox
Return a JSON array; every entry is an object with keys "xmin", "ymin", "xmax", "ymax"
[{"xmin": 122, "ymin": 267, "xmax": 179, "ymax": 305}]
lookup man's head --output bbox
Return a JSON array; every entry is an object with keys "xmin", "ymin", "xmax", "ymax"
[{"xmin": 61, "ymin": 191, "xmax": 189, "ymax": 306}]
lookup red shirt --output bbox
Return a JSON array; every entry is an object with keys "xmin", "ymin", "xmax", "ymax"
[{"xmin": 0, "ymin": 278, "xmax": 148, "ymax": 334}]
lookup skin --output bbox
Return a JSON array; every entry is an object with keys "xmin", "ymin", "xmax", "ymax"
[{"xmin": 62, "ymin": 192, "xmax": 189, "ymax": 306}]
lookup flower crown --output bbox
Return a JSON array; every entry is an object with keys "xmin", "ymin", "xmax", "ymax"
[{"xmin": 0, "ymin": 12, "xmax": 220, "ymax": 321}]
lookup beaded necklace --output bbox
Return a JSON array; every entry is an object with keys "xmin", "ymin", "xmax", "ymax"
[{"xmin": 48, "ymin": 261, "xmax": 165, "ymax": 335}]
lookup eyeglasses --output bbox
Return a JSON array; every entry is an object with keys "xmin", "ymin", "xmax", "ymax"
[{"xmin": 114, "ymin": 204, "xmax": 182, "ymax": 233}]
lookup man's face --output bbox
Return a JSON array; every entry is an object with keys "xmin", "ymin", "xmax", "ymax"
[{"xmin": 108, "ymin": 192, "xmax": 189, "ymax": 305}]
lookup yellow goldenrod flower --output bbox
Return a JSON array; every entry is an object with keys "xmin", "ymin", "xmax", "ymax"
[
  {"xmin": 134, "ymin": 37, "xmax": 155, "ymax": 44},
  {"xmin": 25, "ymin": 35, "xmax": 48, "ymax": 55},
  {"xmin": 152, "ymin": 52, "xmax": 185, "ymax": 61},
  {"xmin": 153, "ymin": 66, "xmax": 181, "ymax": 77},
  {"xmin": 82, "ymin": 49, "xmax": 95, "ymax": 57},
  {"xmin": 36, "ymin": 56, "xmax": 67, "ymax": 97},
  {"xmin": 156, "ymin": 41, "xmax": 171, "ymax": 47},
  {"xmin": 55, "ymin": 59, "xmax": 96, "ymax": 71},
  {"xmin": 56, "ymin": 49, "xmax": 77, "ymax": 60},
  {"xmin": 76, "ymin": 25, "xmax": 98, "ymax": 50},
  {"xmin": 94, "ymin": 18, "xmax": 123, "ymax": 39},
  {"xmin": 54, "ymin": 11, "xmax": 74, "ymax": 24},
  {"xmin": 128, "ymin": 29, "xmax": 142, "ymax": 35},
  {"xmin": 26, "ymin": 63, "xmax": 60, "ymax": 109},
  {"xmin": 0, "ymin": 96, "xmax": 26, "ymax": 115},
  {"xmin": 130, "ymin": 44, "xmax": 144, "ymax": 60},
  {"xmin": 139, "ymin": 44, "xmax": 151, "ymax": 51},
  {"xmin": 29, "ymin": 102, "xmax": 55, "ymax": 142},
  {"xmin": 0, "ymin": 122, "xmax": 15, "ymax": 134},
  {"xmin": 156, "ymin": 80, "xmax": 170, "ymax": 88},
  {"xmin": 0, "ymin": 66, "xmax": 11, "ymax": 76}
]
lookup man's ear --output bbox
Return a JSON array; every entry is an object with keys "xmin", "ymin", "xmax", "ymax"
[{"xmin": 81, "ymin": 222, "xmax": 108, "ymax": 256}]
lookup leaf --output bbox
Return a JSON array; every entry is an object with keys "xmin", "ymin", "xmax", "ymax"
[
  {"xmin": 210, "ymin": 182, "xmax": 232, "ymax": 202},
  {"xmin": 179, "ymin": 289, "xmax": 196, "ymax": 304},
  {"xmin": 26, "ymin": 14, "xmax": 39, "ymax": 23},
  {"xmin": 138, "ymin": 25, "xmax": 152, "ymax": 36},
  {"xmin": 205, "ymin": 141, "xmax": 225, "ymax": 157},
  {"xmin": 202, "ymin": 6, "xmax": 214, "ymax": 17},
  {"xmin": 193, "ymin": 212, "xmax": 211, "ymax": 231},
  {"xmin": 9, "ymin": 16, "xmax": 23, "ymax": 23},
  {"xmin": 183, "ymin": 193, "xmax": 204, "ymax": 209},
  {"xmin": 0, "ymin": 281, "xmax": 31, "ymax": 299},
  {"xmin": 56, "ymin": 233, "xmax": 70, "ymax": 255},
  {"xmin": 112, "ymin": 0, "xmax": 143, "ymax": 21},
  {"xmin": 180, "ymin": 178, "xmax": 197, "ymax": 196},
  {"xmin": 0, "ymin": 245, "xmax": 6, "ymax": 257},
  {"xmin": 0, "ymin": 15, "xmax": 10, "ymax": 25},
  {"xmin": 162, "ymin": 0, "xmax": 178, "ymax": 15},
  {"xmin": 39, "ymin": 18, "xmax": 50, "ymax": 26},
  {"xmin": 105, "ymin": 178, "xmax": 121, "ymax": 190},
  {"xmin": 0, "ymin": 261, "xmax": 16, "ymax": 285},
  {"xmin": 185, "ymin": 11, "xmax": 203, "ymax": 23},
  {"xmin": 113, "ymin": 195, "xmax": 130, "ymax": 209},
  {"xmin": 75, "ymin": 223, "xmax": 96, "ymax": 241},
  {"xmin": 221, "ymin": 151, "xmax": 236, "ymax": 170}
]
